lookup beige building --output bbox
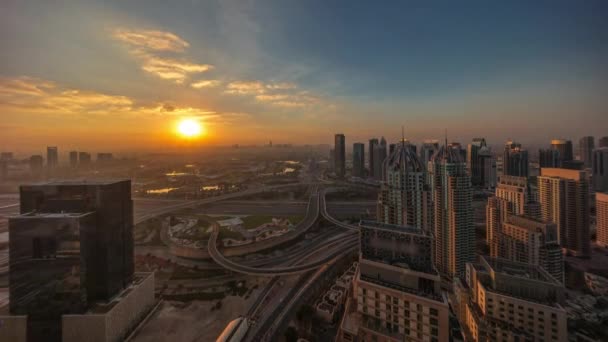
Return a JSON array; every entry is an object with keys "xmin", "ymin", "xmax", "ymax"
[
  {"xmin": 453, "ymin": 256, "xmax": 567, "ymax": 342},
  {"xmin": 596, "ymin": 192, "xmax": 608, "ymax": 247},
  {"xmin": 538, "ymin": 168, "xmax": 590, "ymax": 257},
  {"xmin": 497, "ymin": 215, "xmax": 563, "ymax": 283},
  {"xmin": 338, "ymin": 221, "xmax": 449, "ymax": 342},
  {"xmin": 495, "ymin": 176, "xmax": 528, "ymax": 215}
]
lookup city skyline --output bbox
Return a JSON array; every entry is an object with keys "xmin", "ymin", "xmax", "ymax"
[{"xmin": 2, "ymin": 1, "xmax": 607, "ymax": 152}]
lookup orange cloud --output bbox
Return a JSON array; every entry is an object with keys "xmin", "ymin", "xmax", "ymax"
[
  {"xmin": 224, "ymin": 81, "xmax": 267, "ymax": 95},
  {"xmin": 190, "ymin": 79, "xmax": 221, "ymax": 89},
  {"xmin": 112, "ymin": 28, "xmax": 212, "ymax": 83},
  {"xmin": 112, "ymin": 28, "xmax": 189, "ymax": 52}
]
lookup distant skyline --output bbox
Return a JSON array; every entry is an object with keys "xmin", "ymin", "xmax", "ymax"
[{"xmin": 1, "ymin": 0, "xmax": 607, "ymax": 152}]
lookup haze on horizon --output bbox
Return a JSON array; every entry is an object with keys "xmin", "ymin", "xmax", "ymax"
[{"xmin": 1, "ymin": 0, "xmax": 607, "ymax": 153}]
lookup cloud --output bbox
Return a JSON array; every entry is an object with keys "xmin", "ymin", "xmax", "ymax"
[
  {"xmin": 190, "ymin": 79, "xmax": 221, "ymax": 89},
  {"xmin": 112, "ymin": 28, "xmax": 212, "ymax": 83},
  {"xmin": 224, "ymin": 81, "xmax": 266, "ymax": 95},
  {"xmin": 140, "ymin": 56, "xmax": 212, "ymax": 83},
  {"xmin": 0, "ymin": 76, "xmax": 246, "ymax": 125},
  {"xmin": 112, "ymin": 28, "xmax": 189, "ymax": 52}
]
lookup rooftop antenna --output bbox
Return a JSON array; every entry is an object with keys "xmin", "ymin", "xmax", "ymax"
[
  {"xmin": 444, "ymin": 128, "xmax": 448, "ymax": 148},
  {"xmin": 401, "ymin": 125, "xmax": 405, "ymax": 146}
]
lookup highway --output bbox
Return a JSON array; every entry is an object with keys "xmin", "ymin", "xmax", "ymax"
[
  {"xmin": 207, "ymin": 187, "xmax": 361, "ymax": 276},
  {"xmin": 320, "ymin": 188, "xmax": 360, "ymax": 231}
]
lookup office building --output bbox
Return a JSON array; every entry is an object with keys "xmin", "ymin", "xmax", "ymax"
[
  {"xmin": 467, "ymin": 138, "xmax": 487, "ymax": 186},
  {"xmin": 551, "ymin": 139, "xmax": 573, "ymax": 165},
  {"xmin": 97, "ymin": 153, "xmax": 113, "ymax": 162},
  {"xmin": 479, "ymin": 147, "xmax": 496, "ymax": 189},
  {"xmin": 600, "ymin": 136, "xmax": 608, "ymax": 148},
  {"xmin": 503, "ymin": 141, "xmax": 528, "ymax": 178},
  {"xmin": 431, "ymin": 143, "xmax": 474, "ymax": 277},
  {"xmin": 538, "ymin": 168, "xmax": 590, "ymax": 257},
  {"xmin": 1, "ymin": 180, "xmax": 153, "ymax": 342},
  {"xmin": 334, "ymin": 134, "xmax": 346, "ymax": 178},
  {"xmin": 596, "ymin": 192, "xmax": 608, "ymax": 248},
  {"xmin": 388, "ymin": 143, "xmax": 396, "ymax": 155},
  {"xmin": 352, "ymin": 143, "xmax": 365, "ymax": 178},
  {"xmin": 420, "ymin": 140, "xmax": 439, "ymax": 164},
  {"xmin": 29, "ymin": 155, "xmax": 44, "ymax": 178},
  {"xmin": 369, "ymin": 138, "xmax": 379, "ymax": 178},
  {"xmin": 377, "ymin": 141, "xmax": 431, "ymax": 232},
  {"xmin": 372, "ymin": 138, "xmax": 387, "ymax": 181},
  {"xmin": 78, "ymin": 152, "xmax": 91, "ymax": 166},
  {"xmin": 329, "ymin": 148, "xmax": 335, "ymax": 170},
  {"xmin": 539, "ymin": 148, "xmax": 561, "ymax": 168},
  {"xmin": 338, "ymin": 221, "xmax": 449, "ymax": 342},
  {"xmin": 47, "ymin": 146, "xmax": 58, "ymax": 169},
  {"xmin": 69, "ymin": 151, "xmax": 78, "ymax": 167},
  {"xmin": 579, "ymin": 136, "xmax": 595, "ymax": 168},
  {"xmin": 593, "ymin": 147, "xmax": 608, "ymax": 192},
  {"xmin": 495, "ymin": 215, "xmax": 564, "ymax": 282},
  {"xmin": 453, "ymin": 256, "xmax": 567, "ymax": 342}
]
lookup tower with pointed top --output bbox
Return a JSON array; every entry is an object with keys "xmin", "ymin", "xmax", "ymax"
[
  {"xmin": 430, "ymin": 142, "xmax": 474, "ymax": 277},
  {"xmin": 378, "ymin": 137, "xmax": 432, "ymax": 232}
]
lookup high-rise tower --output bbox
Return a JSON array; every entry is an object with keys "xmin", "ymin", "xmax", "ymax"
[
  {"xmin": 579, "ymin": 136, "xmax": 595, "ymax": 168},
  {"xmin": 352, "ymin": 143, "xmax": 365, "ymax": 178},
  {"xmin": 430, "ymin": 143, "xmax": 474, "ymax": 277},
  {"xmin": 334, "ymin": 134, "xmax": 346, "ymax": 178},
  {"xmin": 503, "ymin": 141, "xmax": 528, "ymax": 177}
]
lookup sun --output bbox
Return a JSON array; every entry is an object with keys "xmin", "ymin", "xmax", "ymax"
[{"xmin": 177, "ymin": 119, "xmax": 204, "ymax": 138}]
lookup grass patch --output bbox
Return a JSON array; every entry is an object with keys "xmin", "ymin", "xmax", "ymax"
[{"xmin": 241, "ymin": 215, "xmax": 303, "ymax": 230}]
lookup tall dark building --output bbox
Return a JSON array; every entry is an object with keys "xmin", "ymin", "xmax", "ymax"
[
  {"xmin": 334, "ymin": 134, "xmax": 346, "ymax": 178},
  {"xmin": 466, "ymin": 137, "xmax": 487, "ymax": 186},
  {"xmin": 539, "ymin": 148, "xmax": 561, "ymax": 168},
  {"xmin": 78, "ymin": 152, "xmax": 91, "ymax": 165},
  {"xmin": 18, "ymin": 180, "xmax": 134, "ymax": 301},
  {"xmin": 503, "ymin": 141, "xmax": 528, "ymax": 178},
  {"xmin": 593, "ymin": 147, "xmax": 608, "ymax": 192},
  {"xmin": 352, "ymin": 143, "xmax": 365, "ymax": 178},
  {"xmin": 600, "ymin": 136, "xmax": 608, "ymax": 148},
  {"xmin": 579, "ymin": 136, "xmax": 594, "ymax": 168},
  {"xmin": 372, "ymin": 137, "xmax": 388, "ymax": 180},
  {"xmin": 419, "ymin": 140, "xmax": 439, "ymax": 164},
  {"xmin": 29, "ymin": 155, "xmax": 44, "ymax": 178},
  {"xmin": 551, "ymin": 139, "xmax": 573, "ymax": 165},
  {"xmin": 46, "ymin": 146, "xmax": 58, "ymax": 169},
  {"xmin": 368, "ymin": 138, "xmax": 379, "ymax": 178},
  {"xmin": 69, "ymin": 151, "xmax": 78, "ymax": 167}
]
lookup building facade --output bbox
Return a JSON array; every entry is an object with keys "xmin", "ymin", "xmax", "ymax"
[
  {"xmin": 467, "ymin": 138, "xmax": 487, "ymax": 186},
  {"xmin": 369, "ymin": 138, "xmax": 379, "ymax": 179},
  {"xmin": 338, "ymin": 221, "xmax": 449, "ymax": 342},
  {"xmin": 596, "ymin": 192, "xmax": 608, "ymax": 248},
  {"xmin": 453, "ymin": 256, "xmax": 567, "ymax": 342},
  {"xmin": 539, "ymin": 149, "xmax": 561, "ymax": 168},
  {"xmin": 593, "ymin": 147, "xmax": 608, "ymax": 192},
  {"xmin": 538, "ymin": 168, "xmax": 590, "ymax": 257},
  {"xmin": 352, "ymin": 143, "xmax": 365, "ymax": 178},
  {"xmin": 431, "ymin": 145, "xmax": 474, "ymax": 278},
  {"xmin": 503, "ymin": 141, "xmax": 529, "ymax": 178},
  {"xmin": 579, "ymin": 136, "xmax": 595, "ymax": 169},
  {"xmin": 47, "ymin": 146, "xmax": 58, "ymax": 169},
  {"xmin": 335, "ymin": 134, "xmax": 346, "ymax": 178},
  {"xmin": 377, "ymin": 141, "xmax": 431, "ymax": 232},
  {"xmin": 551, "ymin": 139, "xmax": 573, "ymax": 165}
]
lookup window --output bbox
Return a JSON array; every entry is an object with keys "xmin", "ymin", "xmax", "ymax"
[{"xmin": 430, "ymin": 308, "xmax": 438, "ymax": 316}]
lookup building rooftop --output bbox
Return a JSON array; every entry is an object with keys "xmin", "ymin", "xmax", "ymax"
[
  {"xmin": 22, "ymin": 179, "xmax": 130, "ymax": 187},
  {"xmin": 539, "ymin": 168, "xmax": 585, "ymax": 181},
  {"xmin": 10, "ymin": 211, "xmax": 95, "ymax": 219},
  {"xmin": 480, "ymin": 256, "xmax": 560, "ymax": 285}
]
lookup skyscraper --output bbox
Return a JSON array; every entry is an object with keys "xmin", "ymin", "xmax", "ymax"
[
  {"xmin": 453, "ymin": 256, "xmax": 567, "ymax": 342},
  {"xmin": 478, "ymin": 146, "xmax": 497, "ymax": 189},
  {"xmin": 466, "ymin": 137, "xmax": 487, "ymax": 186},
  {"xmin": 29, "ymin": 155, "xmax": 44, "ymax": 178},
  {"xmin": 46, "ymin": 146, "xmax": 58, "ymax": 169},
  {"xmin": 334, "ymin": 134, "xmax": 346, "ymax": 178},
  {"xmin": 579, "ymin": 136, "xmax": 595, "ymax": 168},
  {"xmin": 338, "ymin": 221, "xmax": 449, "ymax": 342},
  {"xmin": 5, "ymin": 180, "xmax": 154, "ymax": 342},
  {"xmin": 600, "ymin": 136, "xmax": 608, "ymax": 148},
  {"xmin": 420, "ymin": 139, "xmax": 439, "ymax": 164},
  {"xmin": 352, "ymin": 143, "xmax": 365, "ymax": 178},
  {"xmin": 69, "ymin": 150, "xmax": 78, "ymax": 167},
  {"xmin": 551, "ymin": 139, "xmax": 573, "ymax": 165},
  {"xmin": 503, "ymin": 141, "xmax": 528, "ymax": 177},
  {"xmin": 593, "ymin": 147, "xmax": 608, "ymax": 192},
  {"xmin": 538, "ymin": 168, "xmax": 590, "ymax": 257},
  {"xmin": 368, "ymin": 138, "xmax": 379, "ymax": 178},
  {"xmin": 597, "ymin": 192, "xmax": 608, "ymax": 248},
  {"xmin": 372, "ymin": 138, "xmax": 387, "ymax": 181},
  {"xmin": 539, "ymin": 148, "xmax": 561, "ymax": 168},
  {"xmin": 78, "ymin": 151, "xmax": 91, "ymax": 166},
  {"xmin": 431, "ymin": 143, "xmax": 474, "ymax": 277},
  {"xmin": 377, "ymin": 140, "xmax": 431, "ymax": 231}
]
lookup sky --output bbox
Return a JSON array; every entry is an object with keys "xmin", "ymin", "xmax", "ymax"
[{"xmin": 1, "ymin": 0, "xmax": 607, "ymax": 153}]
